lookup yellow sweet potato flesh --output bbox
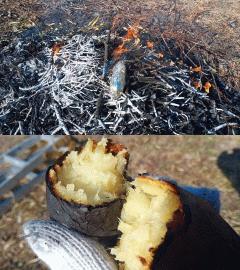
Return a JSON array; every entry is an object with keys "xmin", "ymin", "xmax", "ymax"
[
  {"xmin": 111, "ymin": 176, "xmax": 182, "ymax": 270},
  {"xmin": 49, "ymin": 138, "xmax": 127, "ymax": 206}
]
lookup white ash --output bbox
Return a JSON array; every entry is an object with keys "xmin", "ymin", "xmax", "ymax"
[{"xmin": 19, "ymin": 34, "xmax": 104, "ymax": 108}]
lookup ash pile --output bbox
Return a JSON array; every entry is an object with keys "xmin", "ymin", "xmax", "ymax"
[{"xmin": 0, "ymin": 24, "xmax": 240, "ymax": 135}]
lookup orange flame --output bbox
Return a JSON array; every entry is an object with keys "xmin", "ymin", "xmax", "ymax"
[
  {"xmin": 123, "ymin": 25, "xmax": 139, "ymax": 41},
  {"xmin": 158, "ymin": 52, "xmax": 164, "ymax": 58},
  {"xmin": 147, "ymin": 41, "xmax": 154, "ymax": 49},
  {"xmin": 112, "ymin": 24, "xmax": 140, "ymax": 59},
  {"xmin": 52, "ymin": 43, "xmax": 62, "ymax": 56},
  {"xmin": 203, "ymin": 82, "xmax": 212, "ymax": 93},
  {"xmin": 112, "ymin": 43, "xmax": 129, "ymax": 59}
]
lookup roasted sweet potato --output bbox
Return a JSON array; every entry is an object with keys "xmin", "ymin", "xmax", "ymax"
[
  {"xmin": 46, "ymin": 138, "xmax": 129, "ymax": 237},
  {"xmin": 111, "ymin": 176, "xmax": 240, "ymax": 270}
]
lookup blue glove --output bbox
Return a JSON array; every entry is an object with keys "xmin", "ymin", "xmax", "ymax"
[{"xmin": 181, "ymin": 185, "xmax": 220, "ymax": 213}]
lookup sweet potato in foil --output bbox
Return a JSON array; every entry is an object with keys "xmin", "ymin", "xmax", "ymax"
[{"xmin": 46, "ymin": 138, "xmax": 129, "ymax": 237}]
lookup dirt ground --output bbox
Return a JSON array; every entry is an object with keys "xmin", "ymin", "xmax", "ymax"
[
  {"xmin": 0, "ymin": 0, "xmax": 239, "ymax": 87},
  {"xmin": 0, "ymin": 135, "xmax": 240, "ymax": 269}
]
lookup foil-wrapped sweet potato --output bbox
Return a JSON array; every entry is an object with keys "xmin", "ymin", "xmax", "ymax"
[{"xmin": 46, "ymin": 138, "xmax": 129, "ymax": 237}]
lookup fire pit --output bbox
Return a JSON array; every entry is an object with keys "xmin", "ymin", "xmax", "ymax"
[{"xmin": 0, "ymin": 5, "xmax": 240, "ymax": 135}]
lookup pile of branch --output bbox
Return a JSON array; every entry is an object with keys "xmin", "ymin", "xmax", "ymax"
[{"xmin": 0, "ymin": 29, "xmax": 240, "ymax": 134}]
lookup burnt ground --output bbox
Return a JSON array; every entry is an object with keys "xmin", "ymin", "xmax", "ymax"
[
  {"xmin": 0, "ymin": 0, "xmax": 239, "ymax": 86},
  {"xmin": 0, "ymin": 136, "xmax": 240, "ymax": 269},
  {"xmin": 0, "ymin": 0, "xmax": 240, "ymax": 135}
]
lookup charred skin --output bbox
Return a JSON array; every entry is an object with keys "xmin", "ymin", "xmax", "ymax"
[
  {"xmin": 46, "ymin": 138, "xmax": 129, "ymax": 238},
  {"xmin": 112, "ymin": 176, "xmax": 240, "ymax": 270},
  {"xmin": 152, "ymin": 188, "xmax": 240, "ymax": 270}
]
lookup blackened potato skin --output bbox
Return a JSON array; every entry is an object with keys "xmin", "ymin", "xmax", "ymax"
[{"xmin": 152, "ymin": 188, "xmax": 240, "ymax": 270}]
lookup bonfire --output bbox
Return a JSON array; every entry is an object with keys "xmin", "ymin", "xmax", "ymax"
[{"xmin": 0, "ymin": 19, "xmax": 240, "ymax": 135}]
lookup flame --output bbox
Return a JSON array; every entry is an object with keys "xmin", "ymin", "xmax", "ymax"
[
  {"xmin": 203, "ymin": 82, "xmax": 212, "ymax": 93},
  {"xmin": 112, "ymin": 24, "xmax": 140, "ymax": 59},
  {"xmin": 112, "ymin": 43, "xmax": 129, "ymax": 59},
  {"xmin": 147, "ymin": 41, "xmax": 154, "ymax": 49},
  {"xmin": 52, "ymin": 43, "xmax": 62, "ymax": 56},
  {"xmin": 158, "ymin": 52, "xmax": 164, "ymax": 58},
  {"xmin": 123, "ymin": 25, "xmax": 139, "ymax": 41}
]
